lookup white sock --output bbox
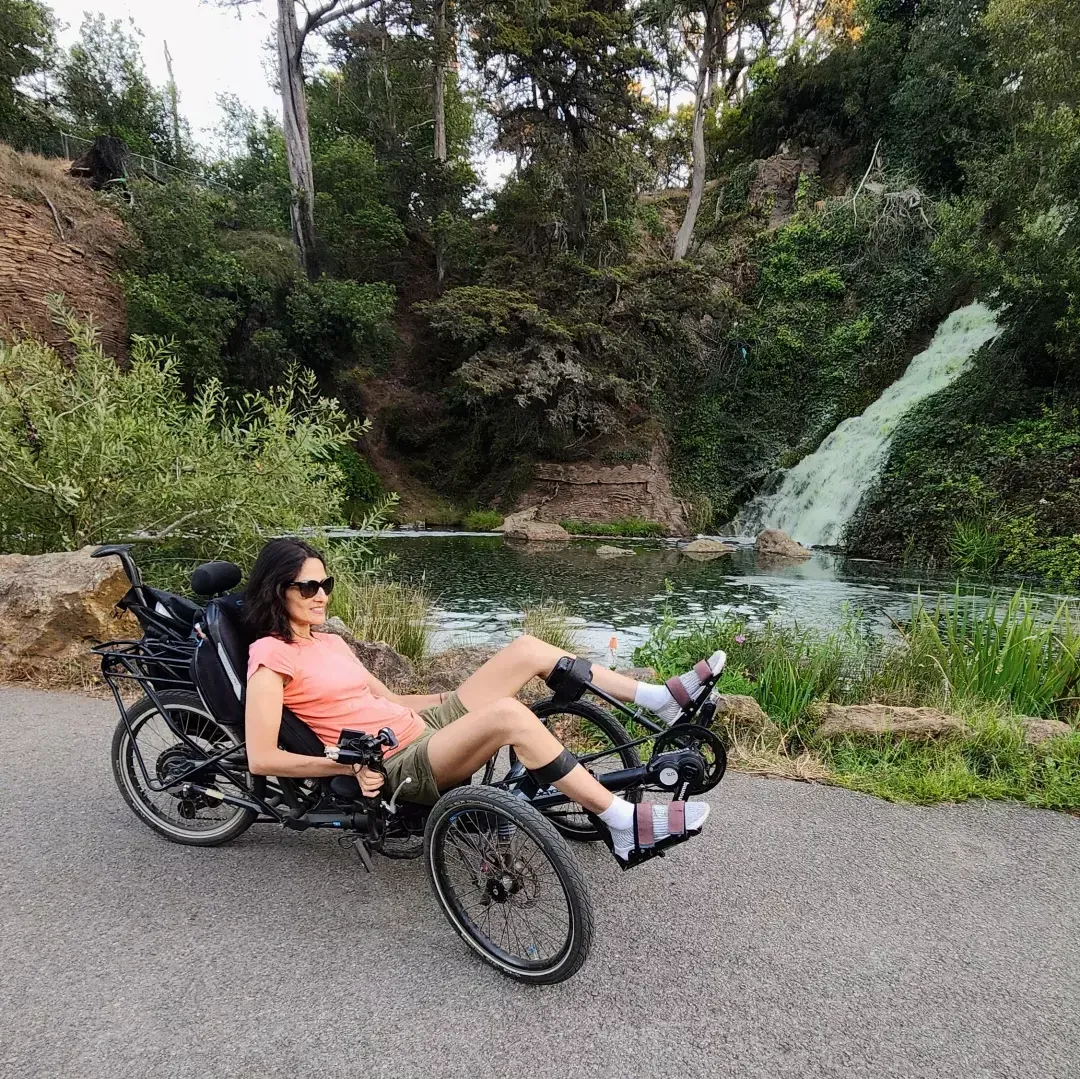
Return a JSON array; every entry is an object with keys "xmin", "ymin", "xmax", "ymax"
[
  {"xmin": 633, "ymin": 650, "xmax": 727, "ymax": 726},
  {"xmin": 597, "ymin": 796, "xmax": 635, "ymax": 831},
  {"xmin": 633, "ymin": 682, "xmax": 673, "ymax": 712},
  {"xmin": 599, "ymin": 798, "xmax": 711, "ymax": 860}
]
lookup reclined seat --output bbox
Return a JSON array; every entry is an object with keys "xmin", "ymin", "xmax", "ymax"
[{"xmin": 190, "ymin": 594, "xmax": 328, "ymax": 759}]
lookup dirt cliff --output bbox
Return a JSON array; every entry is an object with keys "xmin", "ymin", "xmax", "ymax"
[{"xmin": 0, "ymin": 145, "xmax": 127, "ymax": 355}]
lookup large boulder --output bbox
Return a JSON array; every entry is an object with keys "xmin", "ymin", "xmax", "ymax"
[
  {"xmin": 1018, "ymin": 717, "xmax": 1075, "ymax": 746},
  {"xmin": 421, "ymin": 645, "xmax": 500, "ymax": 694},
  {"xmin": 755, "ymin": 528, "xmax": 812, "ymax": 561},
  {"xmin": 596, "ymin": 545, "xmax": 634, "ymax": 558},
  {"xmin": 318, "ymin": 617, "xmax": 417, "ymax": 690},
  {"xmin": 0, "ymin": 546, "xmax": 136, "ymax": 661},
  {"xmin": 815, "ymin": 703, "xmax": 965, "ymax": 741},
  {"xmin": 713, "ymin": 694, "xmax": 781, "ymax": 745},
  {"xmin": 504, "ymin": 520, "xmax": 571, "ymax": 542},
  {"xmin": 495, "ymin": 507, "xmax": 539, "ymax": 533},
  {"xmin": 683, "ymin": 538, "xmax": 735, "ymax": 561}
]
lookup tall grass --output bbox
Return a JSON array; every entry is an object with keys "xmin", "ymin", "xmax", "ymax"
[
  {"xmin": 632, "ymin": 590, "xmax": 1080, "ymax": 809},
  {"xmin": 330, "ymin": 559, "xmax": 432, "ymax": 662},
  {"xmin": 902, "ymin": 589, "xmax": 1080, "ymax": 716},
  {"xmin": 515, "ymin": 601, "xmax": 582, "ymax": 653}
]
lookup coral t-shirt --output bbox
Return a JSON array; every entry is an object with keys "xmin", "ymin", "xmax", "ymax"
[{"xmin": 246, "ymin": 632, "xmax": 424, "ymax": 758}]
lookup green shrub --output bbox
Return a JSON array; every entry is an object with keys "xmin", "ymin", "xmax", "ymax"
[
  {"xmin": 560, "ymin": 518, "xmax": 666, "ymax": 537},
  {"xmin": 0, "ymin": 308, "xmax": 360, "ymax": 560},
  {"xmin": 902, "ymin": 589, "xmax": 1080, "ymax": 717},
  {"xmin": 462, "ymin": 509, "xmax": 503, "ymax": 531}
]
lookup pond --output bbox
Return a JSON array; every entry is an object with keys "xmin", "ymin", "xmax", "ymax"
[{"xmin": 365, "ymin": 532, "xmax": 1047, "ymax": 662}]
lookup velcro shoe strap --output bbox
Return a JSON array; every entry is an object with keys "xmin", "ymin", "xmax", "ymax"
[
  {"xmin": 665, "ymin": 676, "xmax": 691, "ymax": 709},
  {"xmin": 635, "ymin": 803, "xmax": 654, "ymax": 848},
  {"xmin": 694, "ymin": 660, "xmax": 712, "ymax": 682},
  {"xmin": 668, "ymin": 801, "xmax": 686, "ymax": 836}
]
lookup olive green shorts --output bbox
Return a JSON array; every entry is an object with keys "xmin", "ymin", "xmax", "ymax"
[{"xmin": 382, "ymin": 691, "xmax": 470, "ymax": 805}]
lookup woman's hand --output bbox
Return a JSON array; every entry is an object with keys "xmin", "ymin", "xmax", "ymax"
[{"xmin": 352, "ymin": 765, "xmax": 385, "ymax": 798}]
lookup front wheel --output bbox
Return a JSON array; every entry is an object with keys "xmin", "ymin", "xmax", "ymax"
[
  {"xmin": 111, "ymin": 690, "xmax": 256, "ymax": 846},
  {"xmin": 425, "ymin": 786, "xmax": 594, "ymax": 984}
]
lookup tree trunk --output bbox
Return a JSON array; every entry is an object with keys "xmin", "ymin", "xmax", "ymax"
[
  {"xmin": 433, "ymin": 0, "xmax": 448, "ymax": 289},
  {"xmin": 433, "ymin": 0, "xmax": 448, "ymax": 163},
  {"xmin": 673, "ymin": 15, "xmax": 716, "ymax": 261},
  {"xmin": 277, "ymin": 0, "xmax": 318, "ymax": 277}
]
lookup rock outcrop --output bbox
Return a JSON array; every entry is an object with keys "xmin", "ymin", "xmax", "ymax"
[
  {"xmin": 495, "ymin": 506, "xmax": 539, "ymax": 533},
  {"xmin": 514, "ymin": 443, "xmax": 687, "ymax": 534},
  {"xmin": 755, "ymin": 528, "xmax": 812, "ymax": 561},
  {"xmin": 815, "ymin": 703, "xmax": 965, "ymax": 741},
  {"xmin": 713, "ymin": 694, "xmax": 781, "ymax": 745},
  {"xmin": 0, "ymin": 146, "xmax": 128, "ymax": 356},
  {"xmin": 683, "ymin": 539, "xmax": 735, "ymax": 555},
  {"xmin": 1018, "ymin": 717, "xmax": 1074, "ymax": 746},
  {"xmin": 596, "ymin": 545, "xmax": 634, "ymax": 558},
  {"xmin": 504, "ymin": 520, "xmax": 571, "ymax": 542},
  {"xmin": 0, "ymin": 546, "xmax": 136, "ymax": 660}
]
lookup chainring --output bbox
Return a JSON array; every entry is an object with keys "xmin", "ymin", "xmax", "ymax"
[{"xmin": 651, "ymin": 723, "xmax": 728, "ymax": 794}]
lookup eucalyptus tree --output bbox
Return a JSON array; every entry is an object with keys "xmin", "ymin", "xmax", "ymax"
[
  {"xmin": 216, "ymin": 1, "xmax": 382, "ymax": 274},
  {"xmin": 647, "ymin": 0, "xmax": 773, "ymax": 260}
]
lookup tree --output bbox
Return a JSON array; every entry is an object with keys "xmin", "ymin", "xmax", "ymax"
[
  {"xmin": 217, "ymin": 1, "xmax": 382, "ymax": 276},
  {"xmin": 58, "ymin": 15, "xmax": 181, "ymax": 162},
  {"xmin": 0, "ymin": 0, "xmax": 57, "ymax": 148},
  {"xmin": 659, "ymin": 0, "xmax": 773, "ymax": 260},
  {"xmin": 465, "ymin": 0, "xmax": 652, "ymax": 253}
]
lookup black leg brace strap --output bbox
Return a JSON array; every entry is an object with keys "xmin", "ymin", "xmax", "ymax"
[
  {"xmin": 527, "ymin": 747, "xmax": 578, "ymax": 788},
  {"xmin": 544, "ymin": 655, "xmax": 593, "ymax": 706}
]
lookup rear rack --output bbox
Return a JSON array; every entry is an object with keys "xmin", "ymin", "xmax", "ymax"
[{"xmin": 91, "ymin": 636, "xmax": 234, "ymax": 794}]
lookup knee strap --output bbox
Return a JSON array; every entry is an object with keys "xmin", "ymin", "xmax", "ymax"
[
  {"xmin": 527, "ymin": 748, "xmax": 578, "ymax": 788},
  {"xmin": 545, "ymin": 655, "xmax": 593, "ymax": 706}
]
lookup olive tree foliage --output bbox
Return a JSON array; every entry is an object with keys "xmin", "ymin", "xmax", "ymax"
[{"xmin": 0, "ymin": 305, "xmax": 362, "ymax": 559}]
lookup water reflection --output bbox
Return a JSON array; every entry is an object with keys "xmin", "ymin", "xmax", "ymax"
[{"xmin": 361, "ymin": 534, "xmax": 1041, "ymax": 658}]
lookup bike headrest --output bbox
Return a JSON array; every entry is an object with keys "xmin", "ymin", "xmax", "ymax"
[{"xmin": 190, "ymin": 561, "xmax": 243, "ymax": 597}]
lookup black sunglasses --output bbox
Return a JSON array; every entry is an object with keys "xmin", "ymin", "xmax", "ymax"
[{"xmin": 288, "ymin": 576, "xmax": 335, "ymax": 599}]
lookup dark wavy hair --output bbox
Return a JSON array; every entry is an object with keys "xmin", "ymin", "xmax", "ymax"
[{"xmin": 243, "ymin": 537, "xmax": 327, "ymax": 642}]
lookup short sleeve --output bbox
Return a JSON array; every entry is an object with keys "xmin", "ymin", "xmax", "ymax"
[{"xmin": 247, "ymin": 636, "xmax": 296, "ymax": 681}]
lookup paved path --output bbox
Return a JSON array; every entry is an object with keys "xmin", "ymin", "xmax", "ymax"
[{"xmin": 1, "ymin": 687, "xmax": 1077, "ymax": 1079}]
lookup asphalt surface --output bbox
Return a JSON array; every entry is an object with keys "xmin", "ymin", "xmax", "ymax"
[{"xmin": 1, "ymin": 686, "xmax": 1077, "ymax": 1079}]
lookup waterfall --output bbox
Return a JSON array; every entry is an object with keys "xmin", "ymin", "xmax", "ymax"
[{"xmin": 737, "ymin": 301, "xmax": 1001, "ymax": 548}]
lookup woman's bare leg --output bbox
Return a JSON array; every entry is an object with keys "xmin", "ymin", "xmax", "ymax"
[
  {"xmin": 455, "ymin": 634, "xmax": 640, "ymax": 713},
  {"xmin": 426, "ymin": 696, "xmax": 615, "ymax": 812}
]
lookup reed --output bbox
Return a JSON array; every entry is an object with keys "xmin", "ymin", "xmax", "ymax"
[{"xmin": 515, "ymin": 601, "xmax": 582, "ymax": 653}]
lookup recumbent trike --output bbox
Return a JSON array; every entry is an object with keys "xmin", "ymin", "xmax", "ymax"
[{"xmin": 93, "ymin": 544, "xmax": 728, "ymax": 984}]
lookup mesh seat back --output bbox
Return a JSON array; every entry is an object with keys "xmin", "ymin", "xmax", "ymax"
[{"xmin": 191, "ymin": 595, "xmax": 325, "ymax": 756}]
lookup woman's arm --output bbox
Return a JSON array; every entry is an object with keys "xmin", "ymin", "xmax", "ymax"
[
  {"xmin": 245, "ymin": 666, "xmax": 354, "ymax": 778},
  {"xmin": 363, "ymin": 670, "xmax": 445, "ymax": 710}
]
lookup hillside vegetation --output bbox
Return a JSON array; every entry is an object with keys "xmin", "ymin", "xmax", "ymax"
[{"xmin": 1, "ymin": 0, "xmax": 1078, "ymax": 577}]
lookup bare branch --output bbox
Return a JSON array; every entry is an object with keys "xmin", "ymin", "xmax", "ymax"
[{"xmin": 299, "ymin": 0, "xmax": 379, "ymax": 45}]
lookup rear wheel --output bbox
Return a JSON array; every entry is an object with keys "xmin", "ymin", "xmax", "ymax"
[
  {"xmin": 111, "ymin": 690, "xmax": 256, "ymax": 846},
  {"xmin": 528, "ymin": 697, "xmax": 642, "ymax": 841},
  {"xmin": 425, "ymin": 786, "xmax": 593, "ymax": 984}
]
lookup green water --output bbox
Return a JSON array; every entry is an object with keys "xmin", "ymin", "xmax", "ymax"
[{"xmin": 368, "ymin": 533, "xmax": 1024, "ymax": 661}]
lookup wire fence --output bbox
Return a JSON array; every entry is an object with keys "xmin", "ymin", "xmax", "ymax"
[{"xmin": 25, "ymin": 128, "xmax": 231, "ymax": 191}]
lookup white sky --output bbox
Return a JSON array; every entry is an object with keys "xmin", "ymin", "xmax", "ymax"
[
  {"xmin": 48, "ymin": 0, "xmax": 516, "ymax": 184},
  {"xmin": 51, "ymin": 1, "xmax": 287, "ymax": 144}
]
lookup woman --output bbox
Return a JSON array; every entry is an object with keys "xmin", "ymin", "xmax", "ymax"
[{"xmin": 244, "ymin": 538, "xmax": 718, "ymax": 864}]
